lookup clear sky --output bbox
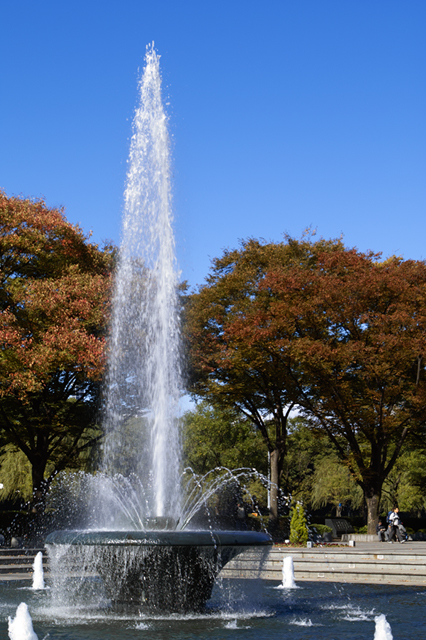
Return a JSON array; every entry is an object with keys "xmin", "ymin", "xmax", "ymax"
[{"xmin": 1, "ymin": 1, "xmax": 425, "ymax": 288}]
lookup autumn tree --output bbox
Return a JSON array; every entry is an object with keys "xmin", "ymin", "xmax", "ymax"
[
  {"xmin": 0, "ymin": 192, "xmax": 114, "ymax": 507},
  {"xmin": 186, "ymin": 236, "xmax": 426, "ymax": 532},
  {"xmin": 184, "ymin": 236, "xmax": 342, "ymax": 523},
  {"xmin": 245, "ymin": 246, "xmax": 426, "ymax": 532}
]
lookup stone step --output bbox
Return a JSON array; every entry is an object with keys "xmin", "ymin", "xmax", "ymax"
[
  {"xmin": 0, "ymin": 548, "xmax": 48, "ymax": 580},
  {"xmin": 265, "ymin": 556, "xmax": 426, "ymax": 567},
  {"xmin": 0, "ymin": 555, "xmax": 48, "ymax": 565},
  {"xmin": 220, "ymin": 546, "xmax": 426, "ymax": 586},
  {"xmin": 229, "ymin": 558, "xmax": 426, "ymax": 575},
  {"xmin": 0, "ymin": 559, "xmax": 47, "ymax": 568},
  {"xmin": 239, "ymin": 549, "xmax": 426, "ymax": 563},
  {"xmin": 0, "ymin": 564, "xmax": 36, "ymax": 574},
  {"xmin": 0, "ymin": 548, "xmax": 45, "ymax": 556}
]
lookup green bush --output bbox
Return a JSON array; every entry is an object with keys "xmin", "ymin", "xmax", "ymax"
[
  {"xmin": 289, "ymin": 503, "xmax": 309, "ymax": 544},
  {"xmin": 311, "ymin": 524, "xmax": 332, "ymax": 535},
  {"xmin": 355, "ymin": 525, "xmax": 368, "ymax": 534}
]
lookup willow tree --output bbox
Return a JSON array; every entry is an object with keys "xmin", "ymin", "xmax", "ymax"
[{"xmin": 0, "ymin": 192, "xmax": 114, "ymax": 507}]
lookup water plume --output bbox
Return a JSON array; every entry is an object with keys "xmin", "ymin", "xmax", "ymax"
[
  {"xmin": 31, "ymin": 552, "xmax": 45, "ymax": 590},
  {"xmin": 102, "ymin": 43, "xmax": 181, "ymax": 523},
  {"xmin": 374, "ymin": 614, "xmax": 393, "ymax": 640},
  {"xmin": 44, "ymin": 45, "xmax": 273, "ymax": 615},
  {"xmin": 8, "ymin": 603, "xmax": 38, "ymax": 640},
  {"xmin": 277, "ymin": 555, "xmax": 297, "ymax": 589}
]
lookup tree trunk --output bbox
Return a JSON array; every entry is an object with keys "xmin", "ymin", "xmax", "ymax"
[
  {"xmin": 269, "ymin": 449, "xmax": 280, "ymax": 523},
  {"xmin": 31, "ymin": 458, "xmax": 48, "ymax": 514},
  {"xmin": 365, "ymin": 493, "xmax": 380, "ymax": 534}
]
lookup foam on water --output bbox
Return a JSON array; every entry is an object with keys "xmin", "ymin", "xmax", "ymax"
[
  {"xmin": 134, "ymin": 622, "xmax": 150, "ymax": 630},
  {"xmin": 325, "ymin": 602, "xmax": 376, "ymax": 621},
  {"xmin": 290, "ymin": 618, "xmax": 315, "ymax": 626},
  {"xmin": 224, "ymin": 619, "xmax": 238, "ymax": 628},
  {"xmin": 8, "ymin": 603, "xmax": 38, "ymax": 640}
]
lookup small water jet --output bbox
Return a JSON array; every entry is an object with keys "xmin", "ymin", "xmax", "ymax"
[
  {"xmin": 31, "ymin": 552, "xmax": 45, "ymax": 590},
  {"xmin": 277, "ymin": 556, "xmax": 297, "ymax": 589},
  {"xmin": 46, "ymin": 44, "xmax": 271, "ymax": 612},
  {"xmin": 374, "ymin": 614, "xmax": 393, "ymax": 640},
  {"xmin": 8, "ymin": 603, "xmax": 38, "ymax": 640}
]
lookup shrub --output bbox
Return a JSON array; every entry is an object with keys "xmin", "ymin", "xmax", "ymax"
[
  {"xmin": 311, "ymin": 524, "xmax": 332, "ymax": 535},
  {"xmin": 355, "ymin": 525, "xmax": 368, "ymax": 534},
  {"xmin": 289, "ymin": 503, "xmax": 309, "ymax": 544}
]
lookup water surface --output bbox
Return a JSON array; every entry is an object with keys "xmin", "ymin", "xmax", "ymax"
[{"xmin": 1, "ymin": 579, "xmax": 424, "ymax": 639}]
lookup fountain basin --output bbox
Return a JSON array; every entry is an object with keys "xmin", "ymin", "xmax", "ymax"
[
  {"xmin": 45, "ymin": 529, "xmax": 271, "ymax": 546},
  {"xmin": 46, "ymin": 530, "xmax": 271, "ymax": 612}
]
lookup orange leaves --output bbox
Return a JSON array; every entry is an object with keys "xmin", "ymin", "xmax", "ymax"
[
  {"xmin": 186, "ymin": 236, "xmax": 426, "ymax": 529},
  {"xmin": 0, "ymin": 192, "xmax": 117, "ymax": 495},
  {"xmin": 0, "ymin": 192, "xmax": 114, "ymax": 401},
  {"xmin": 186, "ymin": 235, "xmax": 426, "ymax": 437},
  {"xmin": 24, "ymin": 267, "xmax": 111, "ymax": 327},
  {"xmin": 0, "ymin": 191, "xmax": 114, "ymax": 281}
]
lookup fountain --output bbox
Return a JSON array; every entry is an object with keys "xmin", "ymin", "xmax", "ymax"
[{"xmin": 45, "ymin": 44, "xmax": 271, "ymax": 612}]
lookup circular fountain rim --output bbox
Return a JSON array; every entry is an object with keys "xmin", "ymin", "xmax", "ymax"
[{"xmin": 45, "ymin": 529, "xmax": 272, "ymax": 547}]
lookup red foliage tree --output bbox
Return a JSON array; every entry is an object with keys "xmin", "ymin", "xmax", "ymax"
[
  {"xmin": 184, "ymin": 236, "xmax": 342, "ymax": 523},
  {"xmin": 258, "ymin": 248, "xmax": 426, "ymax": 531},
  {"xmin": 186, "ymin": 237, "xmax": 426, "ymax": 531},
  {"xmin": 0, "ymin": 192, "xmax": 114, "ymax": 505}
]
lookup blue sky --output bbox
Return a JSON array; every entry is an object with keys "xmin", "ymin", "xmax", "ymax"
[{"xmin": 1, "ymin": 1, "xmax": 425, "ymax": 288}]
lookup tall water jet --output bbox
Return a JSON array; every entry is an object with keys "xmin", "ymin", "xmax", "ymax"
[{"xmin": 102, "ymin": 44, "xmax": 181, "ymax": 524}]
